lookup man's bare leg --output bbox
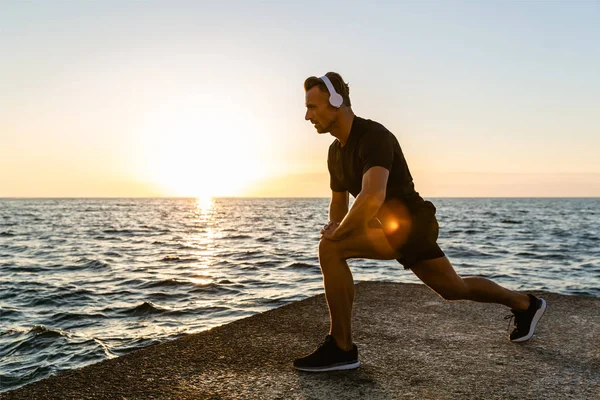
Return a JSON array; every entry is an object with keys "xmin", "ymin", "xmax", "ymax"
[
  {"xmin": 410, "ymin": 256, "xmax": 531, "ymax": 311},
  {"xmin": 317, "ymin": 225, "xmax": 401, "ymax": 351},
  {"xmin": 318, "ymin": 247, "xmax": 355, "ymax": 351}
]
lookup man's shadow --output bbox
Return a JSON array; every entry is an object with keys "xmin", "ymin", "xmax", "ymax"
[{"xmin": 295, "ymin": 365, "xmax": 391, "ymax": 400}]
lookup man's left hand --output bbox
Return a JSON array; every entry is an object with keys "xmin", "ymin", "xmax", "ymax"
[{"xmin": 321, "ymin": 223, "xmax": 344, "ymax": 241}]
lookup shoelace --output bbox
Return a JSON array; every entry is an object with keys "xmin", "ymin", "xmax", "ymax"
[
  {"xmin": 316, "ymin": 337, "xmax": 333, "ymax": 352},
  {"xmin": 504, "ymin": 314, "xmax": 516, "ymax": 334},
  {"xmin": 504, "ymin": 310, "xmax": 527, "ymax": 335}
]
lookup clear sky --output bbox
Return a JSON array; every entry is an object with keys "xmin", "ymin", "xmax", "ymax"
[{"xmin": 1, "ymin": 1, "xmax": 599, "ymax": 198}]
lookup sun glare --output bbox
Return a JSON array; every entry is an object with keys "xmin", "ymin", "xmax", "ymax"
[
  {"xmin": 133, "ymin": 100, "xmax": 269, "ymax": 198},
  {"xmin": 195, "ymin": 195, "xmax": 214, "ymax": 213}
]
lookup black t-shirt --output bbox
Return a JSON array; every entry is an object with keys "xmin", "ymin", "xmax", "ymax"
[{"xmin": 327, "ymin": 115, "xmax": 433, "ymax": 216}]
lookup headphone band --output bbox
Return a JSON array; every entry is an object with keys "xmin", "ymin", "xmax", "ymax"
[{"xmin": 319, "ymin": 75, "xmax": 344, "ymax": 108}]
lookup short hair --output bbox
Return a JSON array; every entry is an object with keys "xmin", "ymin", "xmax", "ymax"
[{"xmin": 304, "ymin": 72, "xmax": 351, "ymax": 107}]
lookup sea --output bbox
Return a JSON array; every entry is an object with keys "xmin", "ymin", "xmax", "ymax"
[{"xmin": 1, "ymin": 197, "xmax": 599, "ymax": 392}]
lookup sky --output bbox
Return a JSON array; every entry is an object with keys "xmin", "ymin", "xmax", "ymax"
[{"xmin": 1, "ymin": 0, "xmax": 599, "ymax": 198}]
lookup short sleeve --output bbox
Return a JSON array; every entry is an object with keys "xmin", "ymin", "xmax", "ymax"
[
  {"xmin": 359, "ymin": 131, "xmax": 394, "ymax": 175},
  {"xmin": 327, "ymin": 147, "xmax": 346, "ymax": 192}
]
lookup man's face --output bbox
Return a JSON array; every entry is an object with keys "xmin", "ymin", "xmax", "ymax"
[{"xmin": 304, "ymin": 86, "xmax": 338, "ymax": 134}]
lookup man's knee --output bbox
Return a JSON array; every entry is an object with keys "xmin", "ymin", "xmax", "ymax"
[{"xmin": 318, "ymin": 238, "xmax": 345, "ymax": 262}]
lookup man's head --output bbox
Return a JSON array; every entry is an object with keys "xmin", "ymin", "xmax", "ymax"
[{"xmin": 304, "ymin": 72, "xmax": 351, "ymax": 134}]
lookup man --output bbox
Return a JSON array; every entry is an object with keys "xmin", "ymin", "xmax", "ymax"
[{"xmin": 293, "ymin": 72, "xmax": 547, "ymax": 372}]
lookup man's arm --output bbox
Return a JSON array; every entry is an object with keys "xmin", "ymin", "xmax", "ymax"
[
  {"xmin": 329, "ymin": 190, "xmax": 349, "ymax": 223},
  {"xmin": 328, "ymin": 166, "xmax": 388, "ymax": 240}
]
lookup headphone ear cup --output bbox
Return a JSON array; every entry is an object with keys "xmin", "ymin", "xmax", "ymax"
[{"xmin": 329, "ymin": 93, "xmax": 343, "ymax": 108}]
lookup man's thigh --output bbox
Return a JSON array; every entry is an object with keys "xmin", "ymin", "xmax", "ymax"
[{"xmin": 320, "ymin": 225, "xmax": 401, "ymax": 261}]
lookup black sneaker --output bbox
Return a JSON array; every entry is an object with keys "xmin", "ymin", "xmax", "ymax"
[
  {"xmin": 505, "ymin": 294, "xmax": 547, "ymax": 342},
  {"xmin": 293, "ymin": 335, "xmax": 360, "ymax": 372}
]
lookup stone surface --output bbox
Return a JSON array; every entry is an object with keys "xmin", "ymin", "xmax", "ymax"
[{"xmin": 2, "ymin": 281, "xmax": 599, "ymax": 399}]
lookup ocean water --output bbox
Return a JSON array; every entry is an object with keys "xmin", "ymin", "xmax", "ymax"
[{"xmin": 1, "ymin": 197, "xmax": 598, "ymax": 392}]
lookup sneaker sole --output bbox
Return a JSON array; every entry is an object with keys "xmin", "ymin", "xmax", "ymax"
[
  {"xmin": 294, "ymin": 360, "xmax": 360, "ymax": 372},
  {"xmin": 511, "ymin": 298, "xmax": 547, "ymax": 343}
]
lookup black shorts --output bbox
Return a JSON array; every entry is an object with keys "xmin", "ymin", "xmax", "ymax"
[{"xmin": 381, "ymin": 200, "xmax": 445, "ymax": 269}]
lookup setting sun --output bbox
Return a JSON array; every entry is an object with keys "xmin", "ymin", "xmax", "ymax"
[{"xmin": 131, "ymin": 100, "xmax": 269, "ymax": 198}]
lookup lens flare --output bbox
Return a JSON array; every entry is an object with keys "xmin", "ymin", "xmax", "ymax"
[
  {"xmin": 387, "ymin": 220, "xmax": 400, "ymax": 232},
  {"xmin": 378, "ymin": 199, "xmax": 414, "ymax": 249}
]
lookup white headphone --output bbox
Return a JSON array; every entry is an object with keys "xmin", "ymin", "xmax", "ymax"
[{"xmin": 320, "ymin": 75, "xmax": 344, "ymax": 108}]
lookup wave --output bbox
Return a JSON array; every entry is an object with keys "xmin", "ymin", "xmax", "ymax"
[
  {"xmin": 139, "ymin": 278, "xmax": 195, "ymax": 289},
  {"xmin": 17, "ymin": 289, "xmax": 95, "ymax": 307},
  {"xmin": 233, "ymin": 250, "xmax": 263, "ymax": 260},
  {"xmin": 29, "ymin": 325, "xmax": 72, "ymax": 338},
  {"xmin": 117, "ymin": 301, "xmax": 169, "ymax": 316},
  {"xmin": 446, "ymin": 248, "xmax": 496, "ymax": 258},
  {"xmin": 23, "ymin": 297, "xmax": 64, "ymax": 308},
  {"xmin": 255, "ymin": 294, "xmax": 306, "ymax": 306},
  {"xmin": 189, "ymin": 283, "xmax": 240, "ymax": 295},
  {"xmin": 93, "ymin": 235, "xmax": 123, "ymax": 242},
  {"xmin": 111, "ymin": 300, "xmax": 237, "ymax": 318},
  {"xmin": 0, "ymin": 222, "xmax": 18, "ymax": 227},
  {"xmin": 55, "ymin": 286, "xmax": 96, "ymax": 298},
  {"xmin": 551, "ymin": 229, "xmax": 571, "ymax": 238},
  {"xmin": 501, "ymin": 219, "xmax": 523, "ymax": 224},
  {"xmin": 140, "ymin": 225, "xmax": 171, "ymax": 233},
  {"xmin": 580, "ymin": 233, "xmax": 599, "ymax": 241},
  {"xmin": 164, "ymin": 305, "xmax": 231, "ymax": 317},
  {"xmin": 250, "ymin": 260, "xmax": 277, "ymax": 268},
  {"xmin": 189, "ymin": 305, "xmax": 231, "ymax": 314},
  {"xmin": 0, "ymin": 231, "xmax": 16, "ymax": 237},
  {"xmin": 76, "ymin": 257, "xmax": 111, "ymax": 269},
  {"xmin": 160, "ymin": 255, "xmax": 198, "ymax": 263},
  {"xmin": 237, "ymin": 278, "xmax": 275, "ymax": 287},
  {"xmin": 1, "ymin": 329, "xmax": 23, "ymax": 337},
  {"xmin": 3, "ymin": 245, "xmax": 28, "ymax": 253},
  {"xmin": 515, "ymin": 252, "xmax": 568, "ymax": 260},
  {"xmin": 115, "ymin": 278, "xmax": 146, "ymax": 288},
  {"xmin": 220, "ymin": 234, "xmax": 252, "ymax": 240},
  {"xmin": 282, "ymin": 262, "xmax": 318, "ymax": 270},
  {"xmin": 4, "ymin": 264, "xmax": 48, "ymax": 273},
  {"xmin": 0, "ymin": 308, "xmax": 21, "ymax": 319},
  {"xmin": 176, "ymin": 245, "xmax": 197, "ymax": 250},
  {"xmin": 102, "ymin": 229, "xmax": 138, "ymax": 236},
  {"xmin": 49, "ymin": 311, "xmax": 108, "ymax": 324},
  {"xmin": 0, "ymin": 365, "xmax": 56, "ymax": 393},
  {"xmin": 577, "ymin": 262, "xmax": 599, "ymax": 272}
]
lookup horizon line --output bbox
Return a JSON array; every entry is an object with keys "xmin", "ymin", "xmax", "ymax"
[{"xmin": 1, "ymin": 196, "xmax": 599, "ymax": 200}]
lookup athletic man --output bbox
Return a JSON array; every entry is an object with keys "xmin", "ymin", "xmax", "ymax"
[{"xmin": 293, "ymin": 72, "xmax": 547, "ymax": 372}]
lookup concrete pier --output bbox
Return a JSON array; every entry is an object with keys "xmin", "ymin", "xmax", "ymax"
[{"xmin": 2, "ymin": 281, "xmax": 599, "ymax": 399}]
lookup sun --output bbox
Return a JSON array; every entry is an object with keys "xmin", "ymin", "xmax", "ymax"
[{"xmin": 132, "ymin": 101, "xmax": 269, "ymax": 198}]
